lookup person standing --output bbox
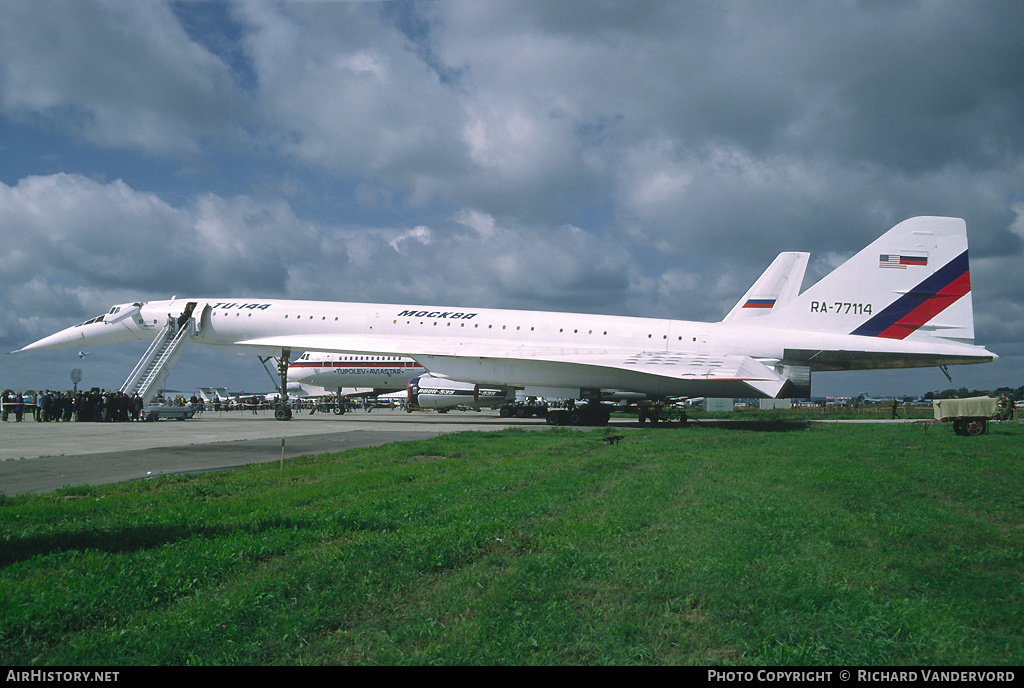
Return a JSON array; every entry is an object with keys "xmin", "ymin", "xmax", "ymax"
[{"xmin": 1001, "ymin": 395, "xmax": 1014, "ymax": 421}]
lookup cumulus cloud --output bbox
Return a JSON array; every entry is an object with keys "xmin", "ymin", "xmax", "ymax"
[
  {"xmin": 0, "ymin": 1, "xmax": 250, "ymax": 156},
  {"xmin": 234, "ymin": 1, "xmax": 469, "ymax": 202},
  {"xmin": 0, "ymin": 175, "xmax": 324, "ymax": 302}
]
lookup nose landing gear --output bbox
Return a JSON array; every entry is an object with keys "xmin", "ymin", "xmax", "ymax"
[{"xmin": 260, "ymin": 349, "xmax": 294, "ymax": 420}]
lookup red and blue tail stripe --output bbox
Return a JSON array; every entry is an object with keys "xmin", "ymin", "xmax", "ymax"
[{"xmin": 852, "ymin": 250, "xmax": 971, "ymax": 339}]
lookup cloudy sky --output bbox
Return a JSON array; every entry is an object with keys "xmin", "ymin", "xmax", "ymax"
[{"xmin": 1, "ymin": 0, "xmax": 1022, "ymax": 399}]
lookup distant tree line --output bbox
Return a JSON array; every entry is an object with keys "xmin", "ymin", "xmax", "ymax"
[
  {"xmin": 854, "ymin": 386, "xmax": 1023, "ymax": 403},
  {"xmin": 924, "ymin": 386, "xmax": 1023, "ymax": 401},
  {"xmin": 849, "ymin": 387, "xmax": 1021, "ymax": 404}
]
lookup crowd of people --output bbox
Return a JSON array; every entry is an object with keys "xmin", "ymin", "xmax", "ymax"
[
  {"xmin": 0, "ymin": 389, "xmax": 327, "ymax": 423},
  {"xmin": 1, "ymin": 389, "xmax": 145, "ymax": 423}
]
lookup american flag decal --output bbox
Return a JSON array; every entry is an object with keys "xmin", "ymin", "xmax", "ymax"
[{"xmin": 879, "ymin": 253, "xmax": 928, "ymax": 269}]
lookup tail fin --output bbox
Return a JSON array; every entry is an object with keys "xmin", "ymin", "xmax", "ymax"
[
  {"xmin": 766, "ymin": 217, "xmax": 975, "ymax": 344},
  {"xmin": 723, "ymin": 251, "xmax": 809, "ymax": 321}
]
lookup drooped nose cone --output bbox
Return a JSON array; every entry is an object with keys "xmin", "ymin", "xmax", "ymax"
[{"xmin": 12, "ymin": 318, "xmax": 140, "ymax": 353}]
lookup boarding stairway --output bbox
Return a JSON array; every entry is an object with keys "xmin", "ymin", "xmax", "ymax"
[{"xmin": 120, "ymin": 315, "xmax": 197, "ymax": 405}]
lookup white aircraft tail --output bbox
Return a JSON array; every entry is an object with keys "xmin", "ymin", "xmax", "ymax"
[
  {"xmin": 723, "ymin": 251, "xmax": 809, "ymax": 321},
  {"xmin": 765, "ymin": 216, "xmax": 975, "ymax": 343}
]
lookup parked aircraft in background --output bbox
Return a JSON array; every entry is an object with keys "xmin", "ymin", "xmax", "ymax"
[
  {"xmin": 288, "ymin": 351, "xmax": 422, "ymax": 412},
  {"xmin": 289, "ymin": 352, "xmax": 426, "ymax": 389},
  {"xmin": 286, "ymin": 351, "xmax": 421, "ymax": 413},
  {"xmin": 196, "ymin": 387, "xmax": 231, "ymax": 404},
  {"xmin": 15, "ymin": 217, "xmax": 996, "ymax": 425},
  {"xmin": 406, "ymin": 374, "xmax": 514, "ymax": 412},
  {"xmin": 289, "ymin": 352, "xmax": 515, "ymax": 414}
]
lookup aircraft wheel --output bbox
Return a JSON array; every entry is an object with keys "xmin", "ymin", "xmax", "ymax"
[
  {"xmin": 275, "ymin": 406, "xmax": 292, "ymax": 421},
  {"xmin": 546, "ymin": 411, "xmax": 564, "ymax": 426},
  {"xmin": 333, "ymin": 405, "xmax": 345, "ymax": 415},
  {"xmin": 569, "ymin": 411, "xmax": 584, "ymax": 426},
  {"xmin": 499, "ymin": 407, "xmax": 511, "ymax": 418}
]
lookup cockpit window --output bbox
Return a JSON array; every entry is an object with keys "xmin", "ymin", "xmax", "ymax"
[{"xmin": 75, "ymin": 315, "xmax": 106, "ymax": 327}]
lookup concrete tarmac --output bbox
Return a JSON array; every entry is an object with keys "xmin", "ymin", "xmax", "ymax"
[
  {"xmin": 0, "ymin": 407, "xmax": 534, "ymax": 496},
  {"xmin": 1, "ymin": 408, "xmax": 946, "ymax": 497}
]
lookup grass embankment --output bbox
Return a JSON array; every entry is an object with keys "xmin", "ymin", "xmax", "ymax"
[{"xmin": 1, "ymin": 423, "xmax": 1021, "ymax": 665}]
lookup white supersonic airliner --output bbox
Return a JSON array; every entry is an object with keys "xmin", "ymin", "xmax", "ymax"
[{"xmin": 14, "ymin": 217, "xmax": 996, "ymax": 424}]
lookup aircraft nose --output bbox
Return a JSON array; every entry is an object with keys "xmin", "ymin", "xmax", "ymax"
[
  {"xmin": 12, "ymin": 319, "xmax": 139, "ymax": 353},
  {"xmin": 12, "ymin": 326, "xmax": 85, "ymax": 353}
]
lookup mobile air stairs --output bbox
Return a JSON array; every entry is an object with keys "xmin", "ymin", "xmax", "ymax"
[{"xmin": 119, "ymin": 304, "xmax": 200, "ymax": 405}]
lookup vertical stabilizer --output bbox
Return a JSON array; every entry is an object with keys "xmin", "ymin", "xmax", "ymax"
[
  {"xmin": 723, "ymin": 251, "xmax": 809, "ymax": 321},
  {"xmin": 766, "ymin": 217, "xmax": 975, "ymax": 343}
]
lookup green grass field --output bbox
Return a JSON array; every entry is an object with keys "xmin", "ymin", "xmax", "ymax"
[{"xmin": 2, "ymin": 422, "xmax": 1021, "ymax": 665}]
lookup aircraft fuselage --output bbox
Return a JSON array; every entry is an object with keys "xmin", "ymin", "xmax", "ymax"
[
  {"xmin": 14, "ymin": 217, "xmax": 998, "ymax": 402},
  {"xmin": 22, "ymin": 296, "xmax": 991, "ymax": 400}
]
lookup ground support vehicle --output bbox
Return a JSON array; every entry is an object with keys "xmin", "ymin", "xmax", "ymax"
[
  {"xmin": 636, "ymin": 403, "xmax": 689, "ymax": 426},
  {"xmin": 545, "ymin": 403, "xmax": 611, "ymax": 426},
  {"xmin": 143, "ymin": 403, "xmax": 196, "ymax": 421},
  {"xmin": 933, "ymin": 396, "xmax": 999, "ymax": 436}
]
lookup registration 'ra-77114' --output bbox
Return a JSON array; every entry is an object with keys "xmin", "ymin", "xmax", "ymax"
[{"xmin": 810, "ymin": 301, "xmax": 873, "ymax": 315}]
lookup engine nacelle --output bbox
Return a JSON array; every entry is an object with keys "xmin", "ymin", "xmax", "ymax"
[
  {"xmin": 407, "ymin": 375, "xmax": 513, "ymax": 410},
  {"xmin": 775, "ymin": 364, "xmax": 811, "ymax": 399}
]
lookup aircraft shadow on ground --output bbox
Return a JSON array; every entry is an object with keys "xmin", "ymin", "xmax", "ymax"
[
  {"xmin": 0, "ymin": 517, "xmax": 318, "ymax": 569},
  {"xmin": 621, "ymin": 419, "xmax": 809, "ymax": 432}
]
